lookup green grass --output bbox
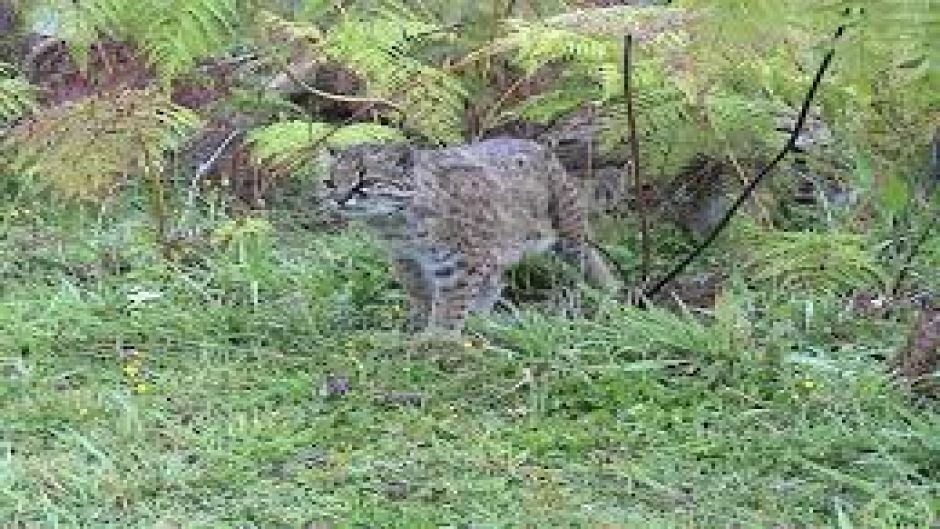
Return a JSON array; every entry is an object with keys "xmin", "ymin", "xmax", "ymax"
[{"xmin": 1, "ymin": 209, "xmax": 938, "ymax": 528}]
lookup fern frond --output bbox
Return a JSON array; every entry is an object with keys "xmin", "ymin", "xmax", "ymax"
[
  {"xmin": 475, "ymin": 6, "xmax": 690, "ymax": 88},
  {"xmin": 6, "ymin": 88, "xmax": 201, "ymax": 198},
  {"xmin": 138, "ymin": 0, "xmax": 240, "ymax": 82},
  {"xmin": 593, "ymin": 76, "xmax": 701, "ymax": 175},
  {"xmin": 328, "ymin": 122, "xmax": 407, "ymax": 147},
  {"xmin": 466, "ymin": 5, "xmax": 695, "ymax": 138},
  {"xmin": 255, "ymin": 9, "xmax": 467, "ymax": 144},
  {"xmin": 24, "ymin": 0, "xmax": 240, "ymax": 81},
  {"xmin": 246, "ymin": 120, "xmax": 404, "ymax": 168},
  {"xmin": 257, "ymin": 9, "xmax": 323, "ymax": 46},
  {"xmin": 480, "ymin": 6, "xmax": 690, "ymax": 61},
  {"xmin": 512, "ymin": 89, "xmax": 595, "ymax": 125},
  {"xmin": 682, "ymin": 1, "xmax": 937, "ymax": 131},
  {"xmin": 323, "ymin": 14, "xmax": 467, "ymax": 144}
]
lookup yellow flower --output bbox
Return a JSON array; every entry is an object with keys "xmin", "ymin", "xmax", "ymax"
[
  {"xmin": 801, "ymin": 379, "xmax": 816, "ymax": 389},
  {"xmin": 123, "ymin": 364, "xmax": 140, "ymax": 376},
  {"xmin": 134, "ymin": 383, "xmax": 150, "ymax": 394}
]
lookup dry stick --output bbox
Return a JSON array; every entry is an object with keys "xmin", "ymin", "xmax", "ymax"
[
  {"xmin": 624, "ymin": 33, "xmax": 648, "ymax": 283},
  {"xmin": 587, "ymin": 102, "xmax": 594, "ymax": 181},
  {"xmin": 270, "ymin": 59, "xmax": 404, "ymax": 112},
  {"xmin": 643, "ymin": 22, "xmax": 848, "ymax": 300}
]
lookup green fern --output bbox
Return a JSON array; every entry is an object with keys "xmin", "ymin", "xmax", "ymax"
[
  {"xmin": 327, "ymin": 122, "xmax": 407, "ymax": 147},
  {"xmin": 511, "ymin": 88, "xmax": 595, "ymax": 125},
  {"xmin": 322, "ymin": 13, "xmax": 467, "ymax": 144},
  {"xmin": 256, "ymin": 9, "xmax": 468, "ymax": 144},
  {"xmin": 477, "ymin": 6, "xmax": 691, "ymax": 100},
  {"xmin": 25, "ymin": 0, "xmax": 240, "ymax": 82},
  {"xmin": 136, "ymin": 0, "xmax": 240, "ymax": 82},
  {"xmin": 6, "ymin": 88, "xmax": 201, "ymax": 198},
  {"xmin": 468, "ymin": 5, "xmax": 713, "ymax": 171},
  {"xmin": 246, "ymin": 121, "xmax": 404, "ymax": 168},
  {"xmin": 672, "ymin": 0, "xmax": 938, "ymax": 222}
]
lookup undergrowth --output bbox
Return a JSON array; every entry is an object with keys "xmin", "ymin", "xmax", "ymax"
[{"xmin": 1, "ymin": 201, "xmax": 937, "ymax": 528}]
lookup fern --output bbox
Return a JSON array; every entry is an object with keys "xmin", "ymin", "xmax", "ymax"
[
  {"xmin": 256, "ymin": 9, "xmax": 323, "ymax": 46},
  {"xmin": 672, "ymin": 0, "xmax": 939, "ymax": 223},
  {"xmin": 466, "ymin": 5, "xmax": 712, "ymax": 171},
  {"xmin": 136, "ymin": 0, "xmax": 240, "ymax": 82},
  {"xmin": 322, "ymin": 14, "xmax": 468, "ymax": 144},
  {"xmin": 595, "ymin": 80, "xmax": 697, "ymax": 175},
  {"xmin": 480, "ymin": 5, "xmax": 690, "ymax": 66},
  {"xmin": 475, "ymin": 6, "xmax": 690, "ymax": 100},
  {"xmin": 256, "ymin": 9, "xmax": 468, "ymax": 144},
  {"xmin": 327, "ymin": 122, "xmax": 407, "ymax": 147},
  {"xmin": 5, "ymin": 88, "xmax": 201, "ymax": 198},
  {"xmin": 246, "ymin": 120, "xmax": 404, "ymax": 168},
  {"xmin": 24, "ymin": 0, "xmax": 240, "ymax": 82},
  {"xmin": 480, "ymin": 4, "xmax": 840, "ymax": 181},
  {"xmin": 512, "ymin": 89, "xmax": 594, "ymax": 125}
]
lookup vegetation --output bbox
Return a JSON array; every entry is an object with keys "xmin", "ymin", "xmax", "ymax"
[{"xmin": 0, "ymin": 0, "xmax": 938, "ymax": 526}]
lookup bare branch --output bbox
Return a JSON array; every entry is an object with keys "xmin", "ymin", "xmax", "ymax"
[{"xmin": 643, "ymin": 18, "xmax": 850, "ymax": 300}]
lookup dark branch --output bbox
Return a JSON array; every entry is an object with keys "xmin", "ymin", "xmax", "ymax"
[
  {"xmin": 624, "ymin": 33, "xmax": 649, "ymax": 284},
  {"xmin": 642, "ymin": 21, "xmax": 849, "ymax": 300}
]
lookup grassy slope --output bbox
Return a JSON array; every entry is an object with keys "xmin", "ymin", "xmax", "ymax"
[{"xmin": 1, "ymin": 211, "xmax": 938, "ymax": 528}]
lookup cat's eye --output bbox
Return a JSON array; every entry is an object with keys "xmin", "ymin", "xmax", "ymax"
[
  {"xmin": 353, "ymin": 176, "xmax": 378, "ymax": 194},
  {"xmin": 323, "ymin": 179, "xmax": 336, "ymax": 189}
]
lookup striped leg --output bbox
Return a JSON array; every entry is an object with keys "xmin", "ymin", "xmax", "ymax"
[
  {"xmin": 428, "ymin": 252, "xmax": 495, "ymax": 333},
  {"xmin": 392, "ymin": 257, "xmax": 432, "ymax": 333}
]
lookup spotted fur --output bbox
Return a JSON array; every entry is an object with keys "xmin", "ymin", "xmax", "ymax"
[{"xmin": 321, "ymin": 138, "xmax": 619, "ymax": 333}]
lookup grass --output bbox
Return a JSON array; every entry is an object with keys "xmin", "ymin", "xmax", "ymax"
[{"xmin": 1, "ymin": 206, "xmax": 938, "ymax": 528}]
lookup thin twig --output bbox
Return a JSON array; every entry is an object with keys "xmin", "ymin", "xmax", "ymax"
[
  {"xmin": 269, "ymin": 59, "xmax": 405, "ymax": 112},
  {"xmin": 624, "ymin": 33, "xmax": 648, "ymax": 283},
  {"xmin": 723, "ymin": 144, "xmax": 772, "ymax": 226}
]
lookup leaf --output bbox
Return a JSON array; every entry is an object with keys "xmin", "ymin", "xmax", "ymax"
[{"xmin": 245, "ymin": 121, "xmax": 405, "ymax": 168}]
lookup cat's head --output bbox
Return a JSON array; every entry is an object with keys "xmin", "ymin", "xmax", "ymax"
[{"xmin": 319, "ymin": 142, "xmax": 415, "ymax": 219}]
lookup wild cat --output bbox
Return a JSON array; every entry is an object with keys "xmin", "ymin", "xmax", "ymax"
[{"xmin": 320, "ymin": 138, "xmax": 619, "ymax": 333}]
